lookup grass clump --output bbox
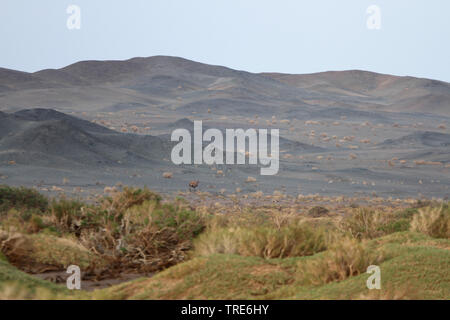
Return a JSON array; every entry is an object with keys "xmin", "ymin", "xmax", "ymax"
[
  {"xmin": 297, "ymin": 237, "xmax": 384, "ymax": 285},
  {"xmin": 194, "ymin": 223, "xmax": 328, "ymax": 259},
  {"xmin": 99, "ymin": 186, "xmax": 161, "ymax": 223},
  {"xmin": 340, "ymin": 208, "xmax": 405, "ymax": 239},
  {"xmin": 49, "ymin": 198, "xmax": 89, "ymax": 234},
  {"xmin": 239, "ymin": 224, "xmax": 328, "ymax": 258},
  {"xmin": 0, "ymin": 229, "xmax": 102, "ymax": 272},
  {"xmin": 410, "ymin": 206, "xmax": 450, "ymax": 239}
]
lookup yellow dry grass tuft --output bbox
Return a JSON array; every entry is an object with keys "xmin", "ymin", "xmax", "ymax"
[
  {"xmin": 410, "ymin": 206, "xmax": 450, "ymax": 239},
  {"xmin": 297, "ymin": 237, "xmax": 384, "ymax": 285}
]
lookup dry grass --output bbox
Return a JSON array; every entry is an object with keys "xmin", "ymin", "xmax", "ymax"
[
  {"xmin": 297, "ymin": 237, "xmax": 384, "ymax": 285},
  {"xmin": 1, "ymin": 187, "xmax": 206, "ymax": 275},
  {"xmin": 1, "ymin": 185, "xmax": 449, "ymax": 300},
  {"xmin": 410, "ymin": 206, "xmax": 450, "ymax": 239},
  {"xmin": 0, "ymin": 229, "xmax": 101, "ymax": 273},
  {"xmin": 340, "ymin": 208, "xmax": 397, "ymax": 239},
  {"xmin": 194, "ymin": 216, "xmax": 329, "ymax": 259}
]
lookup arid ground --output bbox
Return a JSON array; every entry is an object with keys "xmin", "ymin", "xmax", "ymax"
[
  {"xmin": 0, "ymin": 57, "xmax": 449, "ymax": 299},
  {"xmin": 0, "ymin": 56, "xmax": 449, "ymax": 199}
]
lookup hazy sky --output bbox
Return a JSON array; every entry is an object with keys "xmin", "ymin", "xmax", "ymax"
[{"xmin": 1, "ymin": 0, "xmax": 449, "ymax": 81}]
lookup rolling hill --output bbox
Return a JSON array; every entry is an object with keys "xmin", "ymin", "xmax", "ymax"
[
  {"xmin": 0, "ymin": 109, "xmax": 170, "ymax": 168},
  {"xmin": 0, "ymin": 56, "xmax": 448, "ymax": 118}
]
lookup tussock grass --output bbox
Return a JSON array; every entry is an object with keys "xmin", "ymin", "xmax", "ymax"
[
  {"xmin": 194, "ymin": 210, "xmax": 331, "ymax": 259},
  {"xmin": 194, "ymin": 223, "xmax": 328, "ymax": 259},
  {"xmin": 96, "ymin": 232, "xmax": 450, "ymax": 300},
  {"xmin": 340, "ymin": 208, "xmax": 412, "ymax": 239},
  {"xmin": 410, "ymin": 206, "xmax": 450, "ymax": 239},
  {"xmin": 0, "ymin": 229, "xmax": 101, "ymax": 272},
  {"xmin": 297, "ymin": 238, "xmax": 384, "ymax": 285},
  {"xmin": 0, "ymin": 185, "xmax": 449, "ymax": 299}
]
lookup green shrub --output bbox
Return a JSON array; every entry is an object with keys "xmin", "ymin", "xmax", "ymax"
[
  {"xmin": 380, "ymin": 218, "xmax": 410, "ymax": 234},
  {"xmin": 110, "ymin": 199, "xmax": 206, "ymax": 271},
  {"xmin": 51, "ymin": 198, "xmax": 83, "ymax": 220},
  {"xmin": 0, "ymin": 186, "xmax": 48, "ymax": 214},
  {"xmin": 151, "ymin": 204, "xmax": 204, "ymax": 240},
  {"xmin": 340, "ymin": 208, "xmax": 396, "ymax": 239},
  {"xmin": 49, "ymin": 198, "xmax": 96, "ymax": 234},
  {"xmin": 395, "ymin": 208, "xmax": 418, "ymax": 219},
  {"xmin": 99, "ymin": 187, "xmax": 161, "ymax": 223}
]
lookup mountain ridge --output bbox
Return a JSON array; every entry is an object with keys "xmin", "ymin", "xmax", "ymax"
[{"xmin": 0, "ymin": 55, "xmax": 448, "ymax": 116}]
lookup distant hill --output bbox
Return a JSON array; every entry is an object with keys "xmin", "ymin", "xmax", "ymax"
[
  {"xmin": 0, "ymin": 56, "xmax": 448, "ymax": 117},
  {"xmin": 263, "ymin": 70, "xmax": 450, "ymax": 115},
  {"xmin": 0, "ymin": 109, "xmax": 170, "ymax": 168}
]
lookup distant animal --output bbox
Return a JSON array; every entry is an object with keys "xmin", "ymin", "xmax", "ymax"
[{"xmin": 189, "ymin": 180, "xmax": 199, "ymax": 192}]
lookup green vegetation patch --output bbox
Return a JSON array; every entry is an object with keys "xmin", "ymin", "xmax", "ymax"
[
  {"xmin": 97, "ymin": 232, "xmax": 450, "ymax": 300},
  {"xmin": 0, "ymin": 185, "xmax": 48, "ymax": 214}
]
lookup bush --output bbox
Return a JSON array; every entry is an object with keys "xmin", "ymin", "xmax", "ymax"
[
  {"xmin": 343, "ymin": 207, "xmax": 417, "ymax": 238},
  {"xmin": 194, "ymin": 223, "xmax": 328, "ymax": 259},
  {"xmin": 0, "ymin": 231, "xmax": 102, "ymax": 272},
  {"xmin": 340, "ymin": 208, "xmax": 395, "ymax": 239},
  {"xmin": 115, "ymin": 200, "xmax": 205, "ymax": 271},
  {"xmin": 193, "ymin": 228, "xmax": 240, "ymax": 256},
  {"xmin": 410, "ymin": 206, "xmax": 450, "ymax": 239},
  {"xmin": 50, "ymin": 198, "xmax": 86, "ymax": 232},
  {"xmin": 151, "ymin": 204, "xmax": 204, "ymax": 240},
  {"xmin": 297, "ymin": 237, "xmax": 384, "ymax": 285},
  {"xmin": 0, "ymin": 186, "xmax": 206, "ymax": 273},
  {"xmin": 380, "ymin": 218, "xmax": 410, "ymax": 234},
  {"xmin": 0, "ymin": 208, "xmax": 50, "ymax": 235},
  {"xmin": 240, "ymin": 224, "xmax": 327, "ymax": 258},
  {"xmin": 0, "ymin": 186, "xmax": 48, "ymax": 214},
  {"xmin": 99, "ymin": 187, "xmax": 161, "ymax": 223},
  {"xmin": 123, "ymin": 201, "xmax": 205, "ymax": 241}
]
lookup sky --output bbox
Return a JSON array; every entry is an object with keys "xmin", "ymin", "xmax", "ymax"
[{"xmin": 1, "ymin": 0, "xmax": 449, "ymax": 82}]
